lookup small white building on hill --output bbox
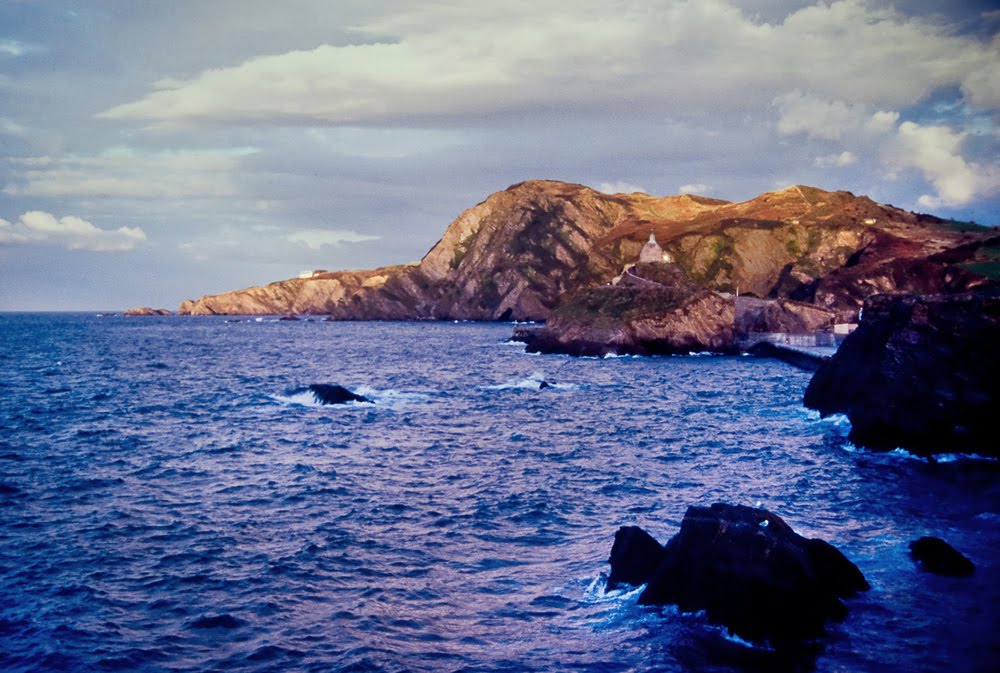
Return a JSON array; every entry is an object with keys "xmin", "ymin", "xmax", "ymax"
[{"xmin": 639, "ymin": 232, "xmax": 675, "ymax": 264}]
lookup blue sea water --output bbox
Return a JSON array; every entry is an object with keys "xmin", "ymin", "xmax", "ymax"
[{"xmin": 0, "ymin": 314, "xmax": 997, "ymax": 673}]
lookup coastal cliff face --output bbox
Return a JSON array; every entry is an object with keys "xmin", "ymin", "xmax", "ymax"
[
  {"xmin": 804, "ymin": 290, "xmax": 1000, "ymax": 456},
  {"xmin": 178, "ymin": 180, "xmax": 996, "ymax": 321}
]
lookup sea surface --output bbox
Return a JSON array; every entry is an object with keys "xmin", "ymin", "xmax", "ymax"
[{"xmin": 0, "ymin": 314, "xmax": 997, "ymax": 673}]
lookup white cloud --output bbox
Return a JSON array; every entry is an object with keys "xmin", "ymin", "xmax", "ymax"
[
  {"xmin": 598, "ymin": 181, "xmax": 648, "ymax": 195},
  {"xmin": 3, "ymin": 147, "xmax": 254, "ymax": 199},
  {"xmin": 678, "ymin": 183, "xmax": 709, "ymax": 194},
  {"xmin": 0, "ymin": 211, "xmax": 146, "ymax": 251},
  {"xmin": 866, "ymin": 110, "xmax": 900, "ymax": 135},
  {"xmin": 774, "ymin": 92, "xmax": 869, "ymax": 140},
  {"xmin": 96, "ymin": 1, "xmax": 1000, "ymax": 128},
  {"xmin": 814, "ymin": 151, "xmax": 857, "ymax": 168},
  {"xmin": 287, "ymin": 228, "xmax": 380, "ymax": 250},
  {"xmin": 885, "ymin": 121, "xmax": 1000, "ymax": 208}
]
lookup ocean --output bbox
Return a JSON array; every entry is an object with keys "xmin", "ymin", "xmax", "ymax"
[{"xmin": 0, "ymin": 314, "xmax": 997, "ymax": 673}]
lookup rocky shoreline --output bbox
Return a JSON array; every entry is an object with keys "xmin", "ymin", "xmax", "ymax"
[{"xmin": 804, "ymin": 288, "xmax": 999, "ymax": 457}]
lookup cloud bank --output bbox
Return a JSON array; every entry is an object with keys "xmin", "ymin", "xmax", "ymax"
[
  {"xmin": 0, "ymin": 211, "xmax": 147, "ymax": 251},
  {"xmin": 99, "ymin": 0, "xmax": 999, "ymax": 128}
]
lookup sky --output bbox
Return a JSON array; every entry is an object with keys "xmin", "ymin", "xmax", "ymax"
[{"xmin": 1, "ymin": 0, "xmax": 999, "ymax": 311}]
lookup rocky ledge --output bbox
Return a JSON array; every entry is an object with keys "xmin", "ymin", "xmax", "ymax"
[
  {"xmin": 804, "ymin": 289, "xmax": 1000, "ymax": 456},
  {"xmin": 124, "ymin": 307, "xmax": 172, "ymax": 316},
  {"xmin": 516, "ymin": 263, "xmax": 839, "ymax": 356},
  {"xmin": 608, "ymin": 503, "xmax": 869, "ymax": 649}
]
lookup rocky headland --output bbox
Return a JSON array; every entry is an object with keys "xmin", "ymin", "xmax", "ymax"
[
  {"xmin": 804, "ymin": 289, "xmax": 1000, "ymax": 457},
  {"xmin": 179, "ymin": 181, "xmax": 998, "ymax": 343}
]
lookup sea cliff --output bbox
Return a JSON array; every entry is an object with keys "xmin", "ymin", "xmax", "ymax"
[{"xmin": 804, "ymin": 289, "xmax": 1000, "ymax": 456}]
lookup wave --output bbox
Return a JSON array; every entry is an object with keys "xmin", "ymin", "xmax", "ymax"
[
  {"xmin": 484, "ymin": 371, "xmax": 576, "ymax": 391},
  {"xmin": 837, "ymin": 442, "xmax": 998, "ymax": 464},
  {"xmin": 270, "ymin": 384, "xmax": 429, "ymax": 409}
]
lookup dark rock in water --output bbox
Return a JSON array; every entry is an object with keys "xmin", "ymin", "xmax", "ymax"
[
  {"xmin": 909, "ymin": 537, "xmax": 975, "ymax": 576},
  {"xmin": 308, "ymin": 384, "xmax": 372, "ymax": 405},
  {"xmin": 538, "ymin": 380, "xmax": 553, "ymax": 390},
  {"xmin": 804, "ymin": 289, "xmax": 1000, "ymax": 456},
  {"xmin": 279, "ymin": 314, "xmax": 300, "ymax": 321},
  {"xmin": 607, "ymin": 525, "xmax": 665, "ymax": 590},
  {"xmin": 608, "ymin": 503, "xmax": 869, "ymax": 648}
]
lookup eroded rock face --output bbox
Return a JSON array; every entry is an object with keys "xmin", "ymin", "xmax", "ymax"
[
  {"xmin": 608, "ymin": 504, "xmax": 869, "ymax": 648},
  {"xmin": 804, "ymin": 289, "xmax": 1000, "ymax": 456}
]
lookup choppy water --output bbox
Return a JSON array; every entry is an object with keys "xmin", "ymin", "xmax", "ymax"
[{"xmin": 0, "ymin": 314, "xmax": 997, "ymax": 673}]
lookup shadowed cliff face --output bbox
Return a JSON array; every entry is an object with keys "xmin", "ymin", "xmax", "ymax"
[
  {"xmin": 804, "ymin": 290, "xmax": 1000, "ymax": 456},
  {"xmin": 178, "ymin": 180, "xmax": 997, "ymax": 320}
]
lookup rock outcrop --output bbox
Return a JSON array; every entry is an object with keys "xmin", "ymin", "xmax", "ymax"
[
  {"xmin": 909, "ymin": 537, "xmax": 975, "ymax": 576},
  {"xmin": 608, "ymin": 503, "xmax": 869, "ymax": 648},
  {"xmin": 518, "ymin": 263, "xmax": 843, "ymax": 356},
  {"xmin": 804, "ymin": 289, "xmax": 1000, "ymax": 456},
  {"xmin": 124, "ymin": 307, "xmax": 172, "ymax": 316},
  {"xmin": 305, "ymin": 384, "xmax": 372, "ymax": 406},
  {"xmin": 520, "ymin": 266, "xmax": 737, "ymax": 356},
  {"xmin": 178, "ymin": 181, "xmax": 997, "ymax": 323}
]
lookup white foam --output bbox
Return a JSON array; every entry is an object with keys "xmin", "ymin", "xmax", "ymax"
[
  {"xmin": 485, "ymin": 371, "xmax": 576, "ymax": 391},
  {"xmin": 270, "ymin": 391, "xmax": 327, "ymax": 408},
  {"xmin": 352, "ymin": 385, "xmax": 430, "ymax": 408},
  {"xmin": 837, "ymin": 443, "xmax": 998, "ymax": 464}
]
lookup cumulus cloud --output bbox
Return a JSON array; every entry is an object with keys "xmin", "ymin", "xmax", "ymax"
[
  {"xmin": 97, "ymin": 0, "xmax": 1000, "ymax": 128},
  {"xmin": 774, "ymin": 91, "xmax": 905, "ymax": 141},
  {"xmin": 287, "ymin": 228, "xmax": 380, "ymax": 250},
  {"xmin": 598, "ymin": 181, "xmax": 648, "ymax": 195},
  {"xmin": 678, "ymin": 183, "xmax": 709, "ymax": 194},
  {"xmin": 814, "ymin": 151, "xmax": 857, "ymax": 168},
  {"xmin": 3, "ymin": 147, "xmax": 254, "ymax": 199},
  {"xmin": 0, "ymin": 211, "xmax": 147, "ymax": 251},
  {"xmin": 885, "ymin": 121, "xmax": 1000, "ymax": 208}
]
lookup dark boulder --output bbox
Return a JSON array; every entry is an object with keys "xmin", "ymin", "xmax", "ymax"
[
  {"xmin": 608, "ymin": 503, "xmax": 869, "ymax": 648},
  {"xmin": 607, "ymin": 525, "xmax": 665, "ymax": 590},
  {"xmin": 804, "ymin": 289, "xmax": 1000, "ymax": 456},
  {"xmin": 307, "ymin": 384, "xmax": 372, "ymax": 405},
  {"xmin": 909, "ymin": 537, "xmax": 975, "ymax": 576}
]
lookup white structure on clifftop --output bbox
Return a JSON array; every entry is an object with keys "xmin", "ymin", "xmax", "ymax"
[{"xmin": 639, "ymin": 232, "xmax": 675, "ymax": 264}]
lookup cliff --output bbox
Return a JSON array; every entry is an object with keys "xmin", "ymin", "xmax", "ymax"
[
  {"xmin": 804, "ymin": 290, "xmax": 1000, "ymax": 456},
  {"xmin": 179, "ymin": 180, "xmax": 997, "ymax": 321}
]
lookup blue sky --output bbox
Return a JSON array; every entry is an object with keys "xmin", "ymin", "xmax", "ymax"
[{"xmin": 1, "ymin": 0, "xmax": 998, "ymax": 310}]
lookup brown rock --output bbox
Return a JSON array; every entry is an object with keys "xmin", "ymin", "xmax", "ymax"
[{"xmin": 124, "ymin": 307, "xmax": 172, "ymax": 316}]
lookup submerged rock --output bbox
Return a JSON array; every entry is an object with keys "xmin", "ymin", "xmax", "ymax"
[
  {"xmin": 307, "ymin": 384, "xmax": 372, "ymax": 405},
  {"xmin": 909, "ymin": 537, "xmax": 975, "ymax": 576},
  {"xmin": 608, "ymin": 503, "xmax": 869, "ymax": 648},
  {"xmin": 804, "ymin": 289, "xmax": 1000, "ymax": 456}
]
